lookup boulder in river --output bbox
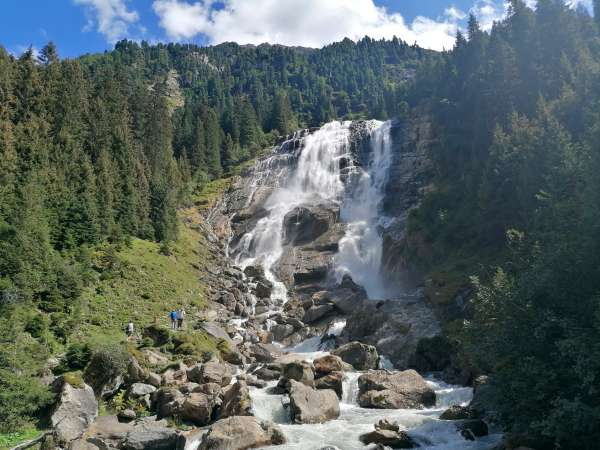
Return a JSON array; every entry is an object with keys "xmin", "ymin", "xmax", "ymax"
[
  {"xmin": 314, "ymin": 371, "xmax": 343, "ymax": 398},
  {"xmin": 288, "ymin": 380, "xmax": 340, "ymax": 424},
  {"xmin": 440, "ymin": 404, "xmax": 475, "ymax": 420},
  {"xmin": 332, "ymin": 341, "xmax": 379, "ymax": 370},
  {"xmin": 282, "ymin": 204, "xmax": 339, "ymax": 246},
  {"xmin": 199, "ymin": 416, "xmax": 286, "ymax": 450},
  {"xmin": 359, "ymin": 419, "xmax": 417, "ymax": 448},
  {"xmin": 358, "ymin": 370, "xmax": 435, "ymax": 409},
  {"xmin": 219, "ymin": 381, "xmax": 253, "ymax": 418},
  {"xmin": 282, "ymin": 361, "xmax": 315, "ymax": 386},
  {"xmin": 458, "ymin": 419, "xmax": 489, "ymax": 441},
  {"xmin": 313, "ymin": 355, "xmax": 348, "ymax": 375}
]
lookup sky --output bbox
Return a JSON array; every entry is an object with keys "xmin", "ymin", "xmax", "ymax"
[{"xmin": 0, "ymin": 0, "xmax": 593, "ymax": 58}]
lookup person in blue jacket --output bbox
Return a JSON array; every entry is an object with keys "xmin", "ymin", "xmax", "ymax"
[{"xmin": 169, "ymin": 310, "xmax": 177, "ymax": 330}]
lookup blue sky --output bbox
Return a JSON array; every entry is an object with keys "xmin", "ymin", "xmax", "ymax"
[{"xmin": 0, "ymin": 1, "xmax": 591, "ymax": 57}]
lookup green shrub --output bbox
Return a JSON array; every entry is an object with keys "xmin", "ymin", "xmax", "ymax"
[
  {"xmin": 0, "ymin": 369, "xmax": 54, "ymax": 433},
  {"xmin": 84, "ymin": 345, "xmax": 129, "ymax": 396},
  {"xmin": 174, "ymin": 342, "xmax": 195, "ymax": 355},
  {"xmin": 139, "ymin": 337, "xmax": 154, "ymax": 349},
  {"xmin": 24, "ymin": 314, "xmax": 48, "ymax": 340},
  {"xmin": 142, "ymin": 324, "xmax": 171, "ymax": 347},
  {"xmin": 62, "ymin": 371, "xmax": 85, "ymax": 388},
  {"xmin": 56, "ymin": 343, "xmax": 92, "ymax": 373}
]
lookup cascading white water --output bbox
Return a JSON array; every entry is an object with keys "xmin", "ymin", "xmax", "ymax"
[
  {"xmin": 232, "ymin": 120, "xmax": 501, "ymax": 450},
  {"xmin": 234, "ymin": 120, "xmax": 394, "ymax": 304},
  {"xmin": 335, "ymin": 120, "xmax": 394, "ymax": 299},
  {"xmin": 234, "ymin": 121, "xmax": 353, "ymax": 304}
]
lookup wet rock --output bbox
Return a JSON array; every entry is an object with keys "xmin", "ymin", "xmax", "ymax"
[
  {"xmin": 254, "ymin": 366, "xmax": 281, "ymax": 381},
  {"xmin": 244, "ymin": 373, "xmax": 267, "ymax": 388},
  {"xmin": 255, "ymin": 281, "xmax": 273, "ymax": 299},
  {"xmin": 440, "ymin": 405, "xmax": 475, "ymax": 420},
  {"xmin": 271, "ymin": 323, "xmax": 295, "ymax": 341},
  {"xmin": 288, "ymin": 380, "xmax": 340, "ymax": 424},
  {"xmin": 282, "ymin": 361, "xmax": 315, "ymax": 386},
  {"xmin": 282, "ymin": 204, "xmax": 339, "ymax": 246},
  {"xmin": 199, "ymin": 416, "xmax": 286, "ymax": 450},
  {"xmin": 219, "ymin": 381, "xmax": 253, "ymax": 418},
  {"xmin": 246, "ymin": 343, "xmax": 283, "ymax": 363},
  {"xmin": 360, "ymin": 429, "xmax": 416, "ymax": 449},
  {"xmin": 315, "ymin": 371, "xmax": 343, "ymax": 398},
  {"xmin": 51, "ymin": 380, "xmax": 98, "ymax": 444},
  {"xmin": 313, "ymin": 355, "xmax": 347, "ymax": 376},
  {"xmin": 332, "ymin": 341, "xmax": 379, "ymax": 370},
  {"xmin": 303, "ymin": 304, "xmax": 335, "ymax": 323},
  {"xmin": 181, "ymin": 393, "xmax": 216, "ymax": 425},
  {"xmin": 244, "ymin": 265, "xmax": 265, "ymax": 279},
  {"xmin": 459, "ymin": 419, "xmax": 489, "ymax": 440},
  {"xmin": 358, "ymin": 370, "xmax": 435, "ymax": 409}
]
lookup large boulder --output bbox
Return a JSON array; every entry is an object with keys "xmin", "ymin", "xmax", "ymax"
[
  {"xmin": 245, "ymin": 343, "xmax": 283, "ymax": 363},
  {"xmin": 458, "ymin": 419, "xmax": 489, "ymax": 441},
  {"xmin": 288, "ymin": 380, "xmax": 340, "ymax": 424},
  {"xmin": 359, "ymin": 419, "xmax": 417, "ymax": 449},
  {"xmin": 281, "ymin": 361, "xmax": 315, "ymax": 387},
  {"xmin": 440, "ymin": 405, "xmax": 476, "ymax": 420},
  {"xmin": 199, "ymin": 416, "xmax": 285, "ymax": 450},
  {"xmin": 313, "ymin": 355, "xmax": 347, "ymax": 376},
  {"xmin": 127, "ymin": 383, "xmax": 156, "ymax": 399},
  {"xmin": 153, "ymin": 387, "xmax": 185, "ymax": 419},
  {"xmin": 303, "ymin": 304, "xmax": 334, "ymax": 324},
  {"xmin": 282, "ymin": 204, "xmax": 339, "ymax": 246},
  {"xmin": 51, "ymin": 379, "xmax": 98, "ymax": 444},
  {"xmin": 187, "ymin": 360, "xmax": 232, "ymax": 386},
  {"xmin": 121, "ymin": 427, "xmax": 178, "ymax": 450},
  {"xmin": 358, "ymin": 370, "xmax": 435, "ymax": 409},
  {"xmin": 181, "ymin": 393, "xmax": 216, "ymax": 425},
  {"xmin": 315, "ymin": 371, "xmax": 343, "ymax": 399},
  {"xmin": 332, "ymin": 341, "xmax": 379, "ymax": 370},
  {"xmin": 219, "ymin": 381, "xmax": 253, "ymax": 419}
]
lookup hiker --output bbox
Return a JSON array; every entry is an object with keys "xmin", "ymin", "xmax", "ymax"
[
  {"xmin": 176, "ymin": 308, "xmax": 186, "ymax": 329},
  {"xmin": 169, "ymin": 310, "xmax": 177, "ymax": 329},
  {"xmin": 126, "ymin": 321, "xmax": 134, "ymax": 337}
]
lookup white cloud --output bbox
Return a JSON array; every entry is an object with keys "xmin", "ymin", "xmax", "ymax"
[
  {"xmin": 74, "ymin": 0, "xmax": 140, "ymax": 43},
  {"xmin": 470, "ymin": 0, "xmax": 508, "ymax": 31},
  {"xmin": 152, "ymin": 0, "xmax": 463, "ymax": 51},
  {"xmin": 445, "ymin": 6, "xmax": 467, "ymax": 21}
]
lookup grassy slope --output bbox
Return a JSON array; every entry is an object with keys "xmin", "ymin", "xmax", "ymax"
[{"xmin": 75, "ymin": 214, "xmax": 211, "ymax": 347}]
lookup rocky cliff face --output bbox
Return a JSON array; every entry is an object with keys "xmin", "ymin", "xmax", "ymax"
[{"xmin": 203, "ymin": 118, "xmax": 440, "ymax": 369}]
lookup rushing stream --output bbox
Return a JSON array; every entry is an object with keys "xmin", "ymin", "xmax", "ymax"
[{"xmin": 226, "ymin": 121, "xmax": 501, "ymax": 449}]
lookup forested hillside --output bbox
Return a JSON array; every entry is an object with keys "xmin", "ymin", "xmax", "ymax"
[
  {"xmin": 2, "ymin": 0, "xmax": 600, "ymax": 447},
  {"xmin": 403, "ymin": 1, "xmax": 600, "ymax": 448},
  {"xmin": 0, "ymin": 36, "xmax": 425, "ymax": 437}
]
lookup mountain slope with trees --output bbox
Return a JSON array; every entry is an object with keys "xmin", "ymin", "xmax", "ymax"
[{"xmin": 402, "ymin": 1, "xmax": 600, "ymax": 448}]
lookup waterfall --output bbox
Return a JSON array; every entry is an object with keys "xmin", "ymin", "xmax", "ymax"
[
  {"xmin": 233, "ymin": 120, "xmax": 394, "ymax": 301},
  {"xmin": 335, "ymin": 120, "xmax": 394, "ymax": 298}
]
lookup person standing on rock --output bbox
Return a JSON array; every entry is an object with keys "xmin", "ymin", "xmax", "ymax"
[
  {"xmin": 176, "ymin": 308, "xmax": 186, "ymax": 329},
  {"xmin": 169, "ymin": 310, "xmax": 177, "ymax": 329}
]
